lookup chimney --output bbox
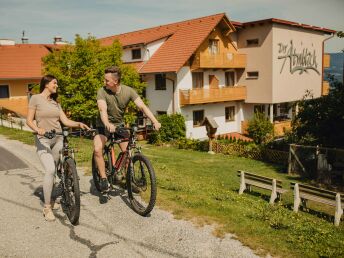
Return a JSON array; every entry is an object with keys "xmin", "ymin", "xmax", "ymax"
[
  {"xmin": 53, "ymin": 35, "xmax": 66, "ymax": 44},
  {"xmin": 21, "ymin": 30, "xmax": 28, "ymax": 44}
]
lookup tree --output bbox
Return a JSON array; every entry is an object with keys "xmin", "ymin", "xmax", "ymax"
[
  {"xmin": 43, "ymin": 35, "xmax": 145, "ymax": 125},
  {"xmin": 292, "ymin": 77, "xmax": 344, "ymax": 148},
  {"xmin": 247, "ymin": 112, "xmax": 274, "ymax": 145}
]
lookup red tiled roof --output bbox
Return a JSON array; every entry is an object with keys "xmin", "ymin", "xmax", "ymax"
[
  {"xmin": 242, "ymin": 18, "xmax": 336, "ymax": 34},
  {"xmin": 0, "ymin": 44, "xmax": 52, "ymax": 79},
  {"xmin": 125, "ymin": 61, "xmax": 145, "ymax": 71},
  {"xmin": 100, "ymin": 13, "xmax": 229, "ymax": 73}
]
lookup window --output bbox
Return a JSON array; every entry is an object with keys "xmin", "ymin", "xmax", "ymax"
[
  {"xmin": 137, "ymin": 111, "xmax": 145, "ymax": 127},
  {"xmin": 157, "ymin": 111, "xmax": 167, "ymax": 116},
  {"xmin": 247, "ymin": 71, "xmax": 259, "ymax": 79},
  {"xmin": 155, "ymin": 74, "xmax": 166, "ymax": 90},
  {"xmin": 208, "ymin": 39, "xmax": 219, "ymax": 55},
  {"xmin": 254, "ymin": 105, "xmax": 265, "ymax": 114},
  {"xmin": 225, "ymin": 71, "xmax": 235, "ymax": 86},
  {"xmin": 225, "ymin": 106, "xmax": 235, "ymax": 122},
  {"xmin": 193, "ymin": 110, "xmax": 204, "ymax": 127},
  {"xmin": 131, "ymin": 48, "xmax": 141, "ymax": 59},
  {"xmin": 192, "ymin": 72, "xmax": 204, "ymax": 89},
  {"xmin": 246, "ymin": 39, "xmax": 259, "ymax": 46},
  {"xmin": 0, "ymin": 85, "xmax": 9, "ymax": 98}
]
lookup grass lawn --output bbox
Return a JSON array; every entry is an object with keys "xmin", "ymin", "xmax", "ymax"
[{"xmin": 1, "ymin": 126, "xmax": 343, "ymax": 257}]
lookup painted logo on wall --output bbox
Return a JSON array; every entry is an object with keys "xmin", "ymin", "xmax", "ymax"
[{"xmin": 278, "ymin": 40, "xmax": 320, "ymax": 75}]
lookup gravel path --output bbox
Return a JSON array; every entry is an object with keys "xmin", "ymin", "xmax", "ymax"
[{"xmin": 0, "ymin": 135, "xmax": 259, "ymax": 258}]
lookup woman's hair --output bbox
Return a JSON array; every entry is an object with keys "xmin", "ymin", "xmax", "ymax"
[
  {"xmin": 40, "ymin": 75, "xmax": 58, "ymax": 101},
  {"xmin": 105, "ymin": 66, "xmax": 121, "ymax": 83}
]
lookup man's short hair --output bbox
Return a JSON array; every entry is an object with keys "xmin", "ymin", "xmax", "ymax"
[{"xmin": 105, "ymin": 66, "xmax": 121, "ymax": 82}]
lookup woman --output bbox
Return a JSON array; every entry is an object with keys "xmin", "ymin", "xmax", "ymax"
[{"xmin": 26, "ymin": 75, "xmax": 90, "ymax": 222}]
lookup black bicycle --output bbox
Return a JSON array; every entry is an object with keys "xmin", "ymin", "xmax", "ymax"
[
  {"xmin": 36, "ymin": 128, "xmax": 91, "ymax": 225},
  {"xmin": 92, "ymin": 124, "xmax": 157, "ymax": 216}
]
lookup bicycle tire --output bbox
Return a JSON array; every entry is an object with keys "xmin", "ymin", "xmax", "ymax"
[
  {"xmin": 126, "ymin": 153, "xmax": 157, "ymax": 216},
  {"xmin": 62, "ymin": 158, "xmax": 80, "ymax": 225},
  {"xmin": 92, "ymin": 150, "xmax": 112, "ymax": 192}
]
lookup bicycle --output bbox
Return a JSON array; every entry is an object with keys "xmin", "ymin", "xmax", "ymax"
[
  {"xmin": 35, "ymin": 128, "xmax": 91, "ymax": 225},
  {"xmin": 92, "ymin": 124, "xmax": 157, "ymax": 216}
]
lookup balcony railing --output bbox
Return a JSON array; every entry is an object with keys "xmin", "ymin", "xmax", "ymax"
[
  {"xmin": 322, "ymin": 81, "xmax": 330, "ymax": 96},
  {"xmin": 179, "ymin": 86, "xmax": 246, "ymax": 106},
  {"xmin": 323, "ymin": 54, "xmax": 331, "ymax": 68},
  {"xmin": 199, "ymin": 53, "xmax": 246, "ymax": 69}
]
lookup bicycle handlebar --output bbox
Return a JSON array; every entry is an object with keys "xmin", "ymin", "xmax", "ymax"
[{"xmin": 33, "ymin": 129, "xmax": 97, "ymax": 139}]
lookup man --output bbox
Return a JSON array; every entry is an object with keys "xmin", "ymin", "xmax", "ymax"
[{"xmin": 93, "ymin": 66, "xmax": 161, "ymax": 192}]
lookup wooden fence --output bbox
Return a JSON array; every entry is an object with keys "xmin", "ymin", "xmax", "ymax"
[{"xmin": 212, "ymin": 141, "xmax": 289, "ymax": 165}]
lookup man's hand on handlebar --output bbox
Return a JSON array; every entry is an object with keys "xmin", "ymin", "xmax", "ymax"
[
  {"xmin": 105, "ymin": 123, "xmax": 116, "ymax": 133},
  {"xmin": 153, "ymin": 122, "xmax": 161, "ymax": 131}
]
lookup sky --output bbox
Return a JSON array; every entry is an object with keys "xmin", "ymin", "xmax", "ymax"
[{"xmin": 0, "ymin": 0, "xmax": 343, "ymax": 53}]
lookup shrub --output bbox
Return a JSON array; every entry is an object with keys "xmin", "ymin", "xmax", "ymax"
[
  {"xmin": 247, "ymin": 112, "xmax": 274, "ymax": 145},
  {"xmin": 148, "ymin": 113, "xmax": 186, "ymax": 144}
]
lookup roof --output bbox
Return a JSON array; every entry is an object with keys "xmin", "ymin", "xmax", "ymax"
[
  {"xmin": 0, "ymin": 44, "xmax": 52, "ymax": 79},
  {"xmin": 100, "ymin": 13, "xmax": 229, "ymax": 73},
  {"xmin": 242, "ymin": 18, "xmax": 336, "ymax": 34}
]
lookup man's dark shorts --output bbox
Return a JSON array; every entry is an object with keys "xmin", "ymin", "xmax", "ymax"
[{"xmin": 95, "ymin": 127, "xmax": 111, "ymax": 138}]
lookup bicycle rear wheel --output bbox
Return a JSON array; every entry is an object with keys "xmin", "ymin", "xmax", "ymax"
[
  {"xmin": 62, "ymin": 158, "xmax": 80, "ymax": 225},
  {"xmin": 92, "ymin": 150, "xmax": 112, "ymax": 192},
  {"xmin": 126, "ymin": 153, "xmax": 157, "ymax": 216}
]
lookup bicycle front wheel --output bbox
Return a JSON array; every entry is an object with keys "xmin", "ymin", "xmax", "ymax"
[
  {"xmin": 126, "ymin": 153, "xmax": 157, "ymax": 216},
  {"xmin": 62, "ymin": 158, "xmax": 80, "ymax": 225}
]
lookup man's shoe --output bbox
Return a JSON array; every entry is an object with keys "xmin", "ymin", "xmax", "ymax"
[
  {"xmin": 130, "ymin": 183, "xmax": 141, "ymax": 194},
  {"xmin": 100, "ymin": 178, "xmax": 109, "ymax": 193},
  {"xmin": 43, "ymin": 206, "xmax": 56, "ymax": 222}
]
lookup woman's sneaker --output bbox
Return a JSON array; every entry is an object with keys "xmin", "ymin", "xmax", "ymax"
[
  {"xmin": 100, "ymin": 178, "xmax": 109, "ymax": 193},
  {"xmin": 43, "ymin": 206, "xmax": 56, "ymax": 221}
]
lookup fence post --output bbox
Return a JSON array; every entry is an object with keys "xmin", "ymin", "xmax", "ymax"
[
  {"xmin": 0, "ymin": 107, "xmax": 2, "ymax": 126},
  {"xmin": 334, "ymin": 193, "xmax": 343, "ymax": 226},
  {"xmin": 270, "ymin": 179, "xmax": 277, "ymax": 204},
  {"xmin": 293, "ymin": 183, "xmax": 301, "ymax": 212},
  {"xmin": 288, "ymin": 145, "xmax": 292, "ymax": 175},
  {"xmin": 239, "ymin": 171, "xmax": 246, "ymax": 194}
]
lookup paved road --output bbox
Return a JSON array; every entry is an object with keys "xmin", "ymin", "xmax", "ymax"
[{"xmin": 0, "ymin": 135, "xmax": 259, "ymax": 258}]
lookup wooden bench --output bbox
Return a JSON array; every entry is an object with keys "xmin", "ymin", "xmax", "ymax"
[
  {"xmin": 291, "ymin": 182, "xmax": 344, "ymax": 226},
  {"xmin": 237, "ymin": 170, "xmax": 288, "ymax": 204}
]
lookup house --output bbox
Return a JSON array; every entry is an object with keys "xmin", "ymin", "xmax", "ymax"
[
  {"xmin": 99, "ymin": 13, "xmax": 335, "ymax": 139},
  {"xmin": 0, "ymin": 37, "xmax": 65, "ymax": 117}
]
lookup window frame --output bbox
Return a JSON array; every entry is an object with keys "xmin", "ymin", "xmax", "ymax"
[
  {"xmin": 193, "ymin": 109, "xmax": 204, "ymax": 127},
  {"xmin": 155, "ymin": 74, "xmax": 166, "ymax": 90},
  {"xmin": 0, "ymin": 85, "xmax": 10, "ymax": 99},
  {"xmin": 225, "ymin": 71, "xmax": 236, "ymax": 87},
  {"xmin": 208, "ymin": 39, "xmax": 219, "ymax": 55},
  {"xmin": 246, "ymin": 71, "xmax": 259, "ymax": 79},
  {"xmin": 192, "ymin": 72, "xmax": 204, "ymax": 89},
  {"xmin": 225, "ymin": 106, "xmax": 235, "ymax": 122},
  {"xmin": 131, "ymin": 48, "xmax": 141, "ymax": 60}
]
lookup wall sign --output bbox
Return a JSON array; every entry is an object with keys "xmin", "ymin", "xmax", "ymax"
[{"xmin": 278, "ymin": 40, "xmax": 320, "ymax": 75}]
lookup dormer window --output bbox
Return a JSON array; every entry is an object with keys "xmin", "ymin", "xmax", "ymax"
[
  {"xmin": 208, "ymin": 39, "xmax": 219, "ymax": 55},
  {"xmin": 132, "ymin": 48, "xmax": 141, "ymax": 60}
]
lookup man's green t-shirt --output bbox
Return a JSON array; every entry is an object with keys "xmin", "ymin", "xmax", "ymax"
[{"xmin": 96, "ymin": 85, "xmax": 139, "ymax": 127}]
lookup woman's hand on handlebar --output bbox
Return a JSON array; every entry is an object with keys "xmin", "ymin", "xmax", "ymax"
[
  {"xmin": 79, "ymin": 122, "xmax": 91, "ymax": 131},
  {"xmin": 153, "ymin": 122, "xmax": 161, "ymax": 131},
  {"xmin": 36, "ymin": 128, "xmax": 46, "ymax": 136}
]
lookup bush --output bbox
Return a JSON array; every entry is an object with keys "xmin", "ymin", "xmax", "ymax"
[
  {"xmin": 176, "ymin": 138, "xmax": 209, "ymax": 152},
  {"xmin": 148, "ymin": 113, "xmax": 186, "ymax": 144},
  {"xmin": 247, "ymin": 112, "xmax": 274, "ymax": 145}
]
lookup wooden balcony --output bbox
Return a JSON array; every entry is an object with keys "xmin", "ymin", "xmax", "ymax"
[
  {"xmin": 192, "ymin": 53, "xmax": 246, "ymax": 69},
  {"xmin": 322, "ymin": 81, "xmax": 330, "ymax": 96},
  {"xmin": 179, "ymin": 86, "xmax": 246, "ymax": 106},
  {"xmin": 323, "ymin": 54, "xmax": 330, "ymax": 68},
  {"xmin": 0, "ymin": 98, "xmax": 28, "ymax": 117}
]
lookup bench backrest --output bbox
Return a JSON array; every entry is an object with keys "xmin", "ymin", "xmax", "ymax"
[
  {"xmin": 238, "ymin": 170, "xmax": 283, "ymax": 188},
  {"xmin": 290, "ymin": 182, "xmax": 344, "ymax": 202}
]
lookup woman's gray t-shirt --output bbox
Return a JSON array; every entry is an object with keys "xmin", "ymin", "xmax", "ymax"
[{"xmin": 28, "ymin": 94, "xmax": 62, "ymax": 132}]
